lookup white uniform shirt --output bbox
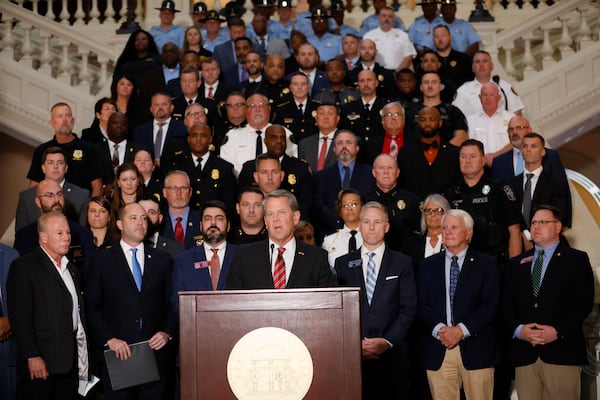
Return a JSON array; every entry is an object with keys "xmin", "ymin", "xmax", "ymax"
[
  {"xmin": 453, "ymin": 78, "xmax": 525, "ymax": 117},
  {"xmin": 467, "ymin": 109, "xmax": 515, "ymax": 154},
  {"xmin": 363, "ymin": 28, "xmax": 416, "ymax": 71}
]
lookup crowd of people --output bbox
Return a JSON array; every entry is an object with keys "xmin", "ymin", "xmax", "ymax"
[{"xmin": 0, "ymin": 0, "xmax": 594, "ymax": 399}]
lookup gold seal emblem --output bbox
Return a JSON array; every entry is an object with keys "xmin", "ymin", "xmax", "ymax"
[
  {"xmin": 378, "ymin": 74, "xmax": 384, "ymax": 82},
  {"xmin": 288, "ymin": 174, "xmax": 297, "ymax": 185},
  {"xmin": 450, "ymin": 60, "xmax": 457, "ymax": 67},
  {"xmin": 208, "ymin": 144, "xmax": 216, "ymax": 152},
  {"xmin": 282, "ymin": 88, "xmax": 290, "ymax": 94},
  {"xmin": 211, "ymin": 169, "xmax": 219, "ymax": 180},
  {"xmin": 72, "ymin": 149, "xmax": 83, "ymax": 160},
  {"xmin": 397, "ymin": 199, "xmax": 406, "ymax": 210}
]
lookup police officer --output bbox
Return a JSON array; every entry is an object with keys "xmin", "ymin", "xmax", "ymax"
[
  {"xmin": 163, "ymin": 123, "xmax": 237, "ymax": 212},
  {"xmin": 313, "ymin": 59, "xmax": 359, "ymax": 107},
  {"xmin": 444, "ymin": 139, "xmax": 522, "ymax": 263},
  {"xmin": 273, "ymin": 72, "xmax": 319, "ymax": 141},
  {"xmin": 364, "ymin": 154, "xmax": 421, "ymax": 253},
  {"xmin": 306, "ymin": 6, "xmax": 343, "ymax": 62},
  {"xmin": 228, "ymin": 186, "xmax": 268, "ymax": 245},
  {"xmin": 246, "ymin": 54, "xmax": 291, "ymax": 107}
]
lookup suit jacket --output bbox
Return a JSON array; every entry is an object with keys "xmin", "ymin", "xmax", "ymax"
[
  {"xmin": 171, "ymin": 95, "xmax": 217, "ymax": 124},
  {"xmin": 170, "ymin": 242, "xmax": 237, "ymax": 313},
  {"xmin": 81, "ymin": 123, "xmax": 105, "ymax": 144},
  {"xmin": 346, "ymin": 62, "xmax": 398, "ymax": 99},
  {"xmin": 513, "ymin": 169, "xmax": 570, "ymax": 229},
  {"xmin": 226, "ymin": 239, "xmax": 335, "ymax": 289},
  {"xmin": 161, "ymin": 208, "xmax": 202, "ymax": 250},
  {"xmin": 313, "ymin": 162, "xmax": 376, "ymax": 234},
  {"xmin": 335, "ymin": 248, "xmax": 417, "ymax": 367},
  {"xmin": 0, "ymin": 244, "xmax": 18, "ymax": 399},
  {"xmin": 222, "ymin": 63, "xmax": 246, "ymax": 91},
  {"xmin": 198, "ymin": 82, "xmax": 231, "ymax": 104},
  {"xmin": 93, "ymin": 139, "xmax": 145, "ymax": 184},
  {"xmin": 213, "ymin": 41, "xmax": 236, "ymax": 74},
  {"xmin": 252, "ymin": 36, "xmax": 291, "ymax": 60},
  {"xmin": 285, "ymin": 70, "xmax": 329, "ymax": 97},
  {"xmin": 7, "ymin": 248, "xmax": 83, "ymax": 374},
  {"xmin": 340, "ymin": 97, "xmax": 389, "ymax": 162},
  {"xmin": 491, "ymin": 147, "xmax": 572, "ymax": 227},
  {"xmin": 397, "ymin": 141, "xmax": 461, "ymax": 200},
  {"xmin": 131, "ymin": 119, "xmax": 187, "ymax": 160},
  {"xmin": 85, "ymin": 244, "xmax": 175, "ymax": 349},
  {"xmin": 417, "ymin": 248, "xmax": 500, "ymax": 371},
  {"xmin": 15, "ymin": 181, "xmax": 89, "ymax": 231},
  {"xmin": 503, "ymin": 244, "xmax": 593, "ymax": 367},
  {"xmin": 151, "ymin": 235, "xmax": 185, "ymax": 260},
  {"xmin": 298, "ymin": 133, "xmax": 337, "ymax": 173}
]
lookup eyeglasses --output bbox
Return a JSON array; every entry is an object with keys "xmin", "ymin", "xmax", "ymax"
[
  {"xmin": 507, "ymin": 125, "xmax": 530, "ymax": 133},
  {"xmin": 38, "ymin": 191, "xmax": 64, "ymax": 200},
  {"xmin": 165, "ymin": 186, "xmax": 191, "ymax": 193},
  {"xmin": 247, "ymin": 103, "xmax": 268, "ymax": 109},
  {"xmin": 185, "ymin": 112, "xmax": 205, "ymax": 118},
  {"xmin": 226, "ymin": 102, "xmax": 246, "ymax": 108},
  {"xmin": 530, "ymin": 220, "xmax": 559, "ymax": 226},
  {"xmin": 383, "ymin": 112, "xmax": 402, "ymax": 118},
  {"xmin": 423, "ymin": 207, "xmax": 444, "ymax": 216},
  {"xmin": 342, "ymin": 202, "xmax": 359, "ymax": 209}
]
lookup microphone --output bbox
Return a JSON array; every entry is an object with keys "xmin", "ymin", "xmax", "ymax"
[
  {"xmin": 492, "ymin": 75, "xmax": 509, "ymax": 111},
  {"xmin": 270, "ymin": 243, "xmax": 275, "ymax": 268}
]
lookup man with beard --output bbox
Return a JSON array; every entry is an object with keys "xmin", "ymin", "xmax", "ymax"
[
  {"xmin": 138, "ymin": 194, "xmax": 185, "ymax": 259},
  {"xmin": 171, "ymin": 200, "xmax": 236, "ymax": 308},
  {"xmin": 398, "ymin": 106, "xmax": 460, "ymax": 199},
  {"xmin": 222, "ymin": 37, "xmax": 254, "ymax": 90},
  {"xmin": 286, "ymin": 43, "xmax": 329, "ymax": 96},
  {"xmin": 251, "ymin": 13, "xmax": 290, "ymax": 61},
  {"xmin": 247, "ymin": 54, "xmax": 290, "ymax": 106},
  {"xmin": 241, "ymin": 51, "xmax": 265, "ymax": 95},
  {"xmin": 229, "ymin": 186, "xmax": 268, "ymax": 245},
  {"xmin": 346, "ymin": 39, "xmax": 397, "ymax": 100},
  {"xmin": 13, "ymin": 180, "xmax": 94, "ymax": 271}
]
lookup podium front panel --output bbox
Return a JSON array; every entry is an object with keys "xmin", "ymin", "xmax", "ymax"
[{"xmin": 179, "ymin": 288, "xmax": 361, "ymax": 399}]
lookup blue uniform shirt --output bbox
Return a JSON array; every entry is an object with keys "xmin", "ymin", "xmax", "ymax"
[
  {"xmin": 445, "ymin": 19, "xmax": 481, "ymax": 52},
  {"xmin": 408, "ymin": 15, "xmax": 444, "ymax": 51},
  {"xmin": 149, "ymin": 24, "xmax": 186, "ymax": 51},
  {"xmin": 307, "ymin": 32, "xmax": 342, "ymax": 62}
]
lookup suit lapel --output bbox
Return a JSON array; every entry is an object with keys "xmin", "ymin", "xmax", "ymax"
[
  {"xmin": 369, "ymin": 249, "xmax": 390, "ymax": 307},
  {"xmin": 114, "ymin": 246, "xmax": 140, "ymax": 292},
  {"xmin": 287, "ymin": 244, "xmax": 305, "ymax": 287},
  {"xmin": 38, "ymin": 248, "xmax": 72, "ymax": 298},
  {"xmin": 218, "ymin": 243, "xmax": 236, "ymax": 290},
  {"xmin": 537, "ymin": 244, "xmax": 564, "ymax": 297}
]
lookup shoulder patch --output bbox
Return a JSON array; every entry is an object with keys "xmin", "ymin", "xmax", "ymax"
[{"xmin": 503, "ymin": 184, "xmax": 516, "ymax": 201}]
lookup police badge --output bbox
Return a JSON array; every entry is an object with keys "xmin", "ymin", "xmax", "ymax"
[
  {"xmin": 211, "ymin": 169, "xmax": 219, "ymax": 180},
  {"xmin": 397, "ymin": 200, "xmax": 406, "ymax": 210},
  {"xmin": 288, "ymin": 174, "xmax": 297, "ymax": 185},
  {"xmin": 73, "ymin": 149, "xmax": 83, "ymax": 160},
  {"xmin": 482, "ymin": 185, "xmax": 491, "ymax": 195}
]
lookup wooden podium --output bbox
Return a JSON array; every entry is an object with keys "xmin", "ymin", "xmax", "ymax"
[{"xmin": 179, "ymin": 288, "xmax": 361, "ymax": 399}]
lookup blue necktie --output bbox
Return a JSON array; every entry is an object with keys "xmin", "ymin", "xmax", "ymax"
[
  {"xmin": 449, "ymin": 255, "xmax": 459, "ymax": 325},
  {"xmin": 130, "ymin": 248, "xmax": 143, "ymax": 291},
  {"xmin": 515, "ymin": 150, "xmax": 524, "ymax": 176},
  {"xmin": 366, "ymin": 252, "xmax": 377, "ymax": 305}
]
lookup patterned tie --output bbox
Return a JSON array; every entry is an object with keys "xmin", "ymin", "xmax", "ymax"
[
  {"xmin": 342, "ymin": 166, "xmax": 350, "ymax": 188},
  {"xmin": 532, "ymin": 249, "xmax": 544, "ymax": 297},
  {"xmin": 207, "ymin": 86, "xmax": 214, "ymax": 99},
  {"xmin": 348, "ymin": 230, "xmax": 357, "ymax": 252},
  {"xmin": 347, "ymin": 59, "xmax": 353, "ymax": 70},
  {"xmin": 255, "ymin": 130, "xmax": 263, "ymax": 158},
  {"xmin": 210, "ymin": 248, "xmax": 220, "ymax": 290},
  {"xmin": 154, "ymin": 123, "xmax": 165, "ymax": 160},
  {"xmin": 522, "ymin": 173, "xmax": 534, "ymax": 227},
  {"xmin": 112, "ymin": 143, "xmax": 120, "ymax": 172},
  {"xmin": 174, "ymin": 217, "xmax": 185, "ymax": 243},
  {"xmin": 366, "ymin": 252, "xmax": 377, "ymax": 305},
  {"xmin": 515, "ymin": 151, "xmax": 524, "ymax": 176},
  {"xmin": 449, "ymin": 255, "xmax": 459, "ymax": 325},
  {"xmin": 389, "ymin": 136, "xmax": 399, "ymax": 158},
  {"xmin": 273, "ymin": 247, "xmax": 286, "ymax": 289},
  {"xmin": 317, "ymin": 136, "xmax": 328, "ymax": 171},
  {"xmin": 130, "ymin": 248, "xmax": 143, "ymax": 291}
]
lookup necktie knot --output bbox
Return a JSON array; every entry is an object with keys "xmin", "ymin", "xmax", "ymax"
[
  {"xmin": 368, "ymin": 252, "xmax": 375, "ymax": 260},
  {"xmin": 364, "ymin": 103, "xmax": 370, "ymax": 111},
  {"xmin": 131, "ymin": 248, "xmax": 137, "ymax": 257},
  {"xmin": 526, "ymin": 173, "xmax": 534, "ymax": 181},
  {"xmin": 212, "ymin": 248, "xmax": 218, "ymax": 256},
  {"xmin": 188, "ymin": 99, "xmax": 194, "ymax": 105},
  {"xmin": 197, "ymin": 157, "xmax": 203, "ymax": 169},
  {"xmin": 538, "ymin": 249, "xmax": 544, "ymax": 257},
  {"xmin": 452, "ymin": 255, "xmax": 458, "ymax": 262},
  {"xmin": 176, "ymin": 217, "xmax": 182, "ymax": 223},
  {"xmin": 278, "ymin": 247, "xmax": 286, "ymax": 256},
  {"xmin": 350, "ymin": 230, "xmax": 357, "ymax": 237}
]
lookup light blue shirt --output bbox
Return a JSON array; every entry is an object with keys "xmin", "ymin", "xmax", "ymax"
[
  {"xmin": 307, "ymin": 32, "xmax": 343, "ymax": 62},
  {"xmin": 270, "ymin": 20, "xmax": 294, "ymax": 40},
  {"xmin": 445, "ymin": 18, "xmax": 481, "ymax": 52},
  {"xmin": 337, "ymin": 160, "xmax": 356, "ymax": 184},
  {"xmin": 408, "ymin": 15, "xmax": 444, "ymax": 51},
  {"xmin": 162, "ymin": 64, "xmax": 180, "ymax": 83},
  {"xmin": 201, "ymin": 28, "xmax": 230, "ymax": 52},
  {"xmin": 432, "ymin": 247, "xmax": 471, "ymax": 339},
  {"xmin": 359, "ymin": 13, "xmax": 406, "ymax": 37},
  {"xmin": 149, "ymin": 24, "xmax": 186, "ymax": 51},
  {"xmin": 294, "ymin": 11, "xmax": 315, "ymax": 36}
]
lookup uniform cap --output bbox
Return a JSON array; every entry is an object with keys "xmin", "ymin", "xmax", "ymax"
[{"xmin": 155, "ymin": 0, "xmax": 181, "ymax": 12}]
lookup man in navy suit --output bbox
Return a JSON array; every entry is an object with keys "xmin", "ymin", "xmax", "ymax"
[
  {"xmin": 503, "ymin": 205, "xmax": 594, "ymax": 400},
  {"xmin": 171, "ymin": 200, "xmax": 237, "ymax": 315},
  {"xmin": 161, "ymin": 170, "xmax": 202, "ymax": 249},
  {"xmin": 131, "ymin": 92, "xmax": 187, "ymax": 166},
  {"xmin": 313, "ymin": 130, "xmax": 376, "ymax": 236},
  {"xmin": 85, "ymin": 203, "xmax": 175, "ymax": 399},
  {"xmin": 222, "ymin": 37, "xmax": 254, "ymax": 90},
  {"xmin": 335, "ymin": 202, "xmax": 416, "ymax": 399},
  {"xmin": 226, "ymin": 190, "xmax": 335, "ymax": 289},
  {"xmin": 285, "ymin": 43, "xmax": 329, "ymax": 97},
  {"xmin": 491, "ymin": 116, "xmax": 572, "ymax": 227},
  {"xmin": 213, "ymin": 17, "xmax": 247, "ymax": 72},
  {"xmin": 418, "ymin": 209, "xmax": 500, "ymax": 400}
]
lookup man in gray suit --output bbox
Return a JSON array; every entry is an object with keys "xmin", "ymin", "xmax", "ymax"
[
  {"xmin": 251, "ymin": 13, "xmax": 290, "ymax": 61},
  {"xmin": 15, "ymin": 147, "xmax": 89, "ymax": 231},
  {"xmin": 298, "ymin": 103, "xmax": 339, "ymax": 173}
]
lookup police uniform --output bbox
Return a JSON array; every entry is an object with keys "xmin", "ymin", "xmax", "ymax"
[
  {"xmin": 466, "ymin": 109, "xmax": 515, "ymax": 155},
  {"xmin": 212, "ymin": 119, "xmax": 246, "ymax": 156},
  {"xmin": 313, "ymin": 85, "xmax": 359, "ymax": 107},
  {"xmin": 270, "ymin": 19, "xmax": 294, "ymax": 41},
  {"xmin": 438, "ymin": 49, "xmax": 474, "ymax": 88},
  {"xmin": 453, "ymin": 78, "xmax": 525, "ymax": 117},
  {"xmin": 364, "ymin": 187, "xmax": 421, "ymax": 253},
  {"xmin": 408, "ymin": 15, "xmax": 444, "ymax": 51},
  {"xmin": 307, "ymin": 32, "xmax": 343, "ymax": 62},
  {"xmin": 200, "ymin": 11, "xmax": 230, "ymax": 52},
  {"xmin": 445, "ymin": 18, "xmax": 481, "ymax": 53},
  {"xmin": 363, "ymin": 28, "xmax": 416, "ymax": 71},
  {"xmin": 228, "ymin": 226, "xmax": 268, "ymax": 245},
  {"xmin": 339, "ymin": 96, "xmax": 389, "ymax": 156},
  {"xmin": 444, "ymin": 174, "xmax": 520, "ymax": 261},
  {"xmin": 246, "ymin": 79, "xmax": 291, "ymax": 108},
  {"xmin": 294, "ymin": 11, "xmax": 315, "ymax": 36},
  {"xmin": 405, "ymin": 101, "xmax": 468, "ymax": 145},
  {"xmin": 359, "ymin": 13, "xmax": 407, "ymax": 37},
  {"xmin": 148, "ymin": 24, "xmax": 186, "ymax": 51},
  {"xmin": 164, "ymin": 150, "xmax": 237, "ymax": 212},
  {"xmin": 26, "ymin": 134, "xmax": 103, "ymax": 193},
  {"xmin": 322, "ymin": 226, "xmax": 363, "ymax": 267},
  {"xmin": 346, "ymin": 62, "xmax": 398, "ymax": 100},
  {"xmin": 273, "ymin": 98, "xmax": 319, "ymax": 142}
]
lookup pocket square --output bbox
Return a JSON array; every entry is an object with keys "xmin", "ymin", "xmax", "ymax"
[
  {"xmin": 194, "ymin": 261, "xmax": 209, "ymax": 269},
  {"xmin": 348, "ymin": 259, "xmax": 362, "ymax": 269},
  {"xmin": 385, "ymin": 275, "xmax": 398, "ymax": 281}
]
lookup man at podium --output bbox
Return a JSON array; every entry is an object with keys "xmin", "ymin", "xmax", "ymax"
[
  {"xmin": 334, "ymin": 201, "xmax": 417, "ymax": 399},
  {"xmin": 226, "ymin": 190, "xmax": 335, "ymax": 289}
]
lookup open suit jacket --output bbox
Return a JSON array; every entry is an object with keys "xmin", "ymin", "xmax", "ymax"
[
  {"xmin": 298, "ymin": 132, "xmax": 337, "ymax": 173},
  {"xmin": 170, "ymin": 243, "xmax": 237, "ymax": 314},
  {"xmin": 503, "ymin": 243, "xmax": 594, "ymax": 367},
  {"xmin": 226, "ymin": 239, "xmax": 335, "ymax": 289},
  {"xmin": 131, "ymin": 119, "xmax": 187, "ymax": 160},
  {"xmin": 7, "ymin": 247, "xmax": 84, "ymax": 374},
  {"xmin": 161, "ymin": 208, "xmax": 202, "ymax": 250},
  {"xmin": 417, "ymin": 247, "xmax": 500, "ymax": 371}
]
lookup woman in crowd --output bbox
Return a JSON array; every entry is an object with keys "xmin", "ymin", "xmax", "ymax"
[
  {"xmin": 410, "ymin": 193, "xmax": 451, "ymax": 262},
  {"xmin": 133, "ymin": 148, "xmax": 163, "ymax": 200},
  {"xmin": 111, "ymin": 163, "xmax": 144, "ymax": 214},
  {"xmin": 181, "ymin": 26, "xmax": 213, "ymax": 58},
  {"xmin": 111, "ymin": 74, "xmax": 145, "ymax": 129},
  {"xmin": 113, "ymin": 29, "xmax": 161, "ymax": 87},
  {"xmin": 322, "ymin": 188, "xmax": 364, "ymax": 267},
  {"xmin": 87, "ymin": 195, "xmax": 118, "ymax": 250}
]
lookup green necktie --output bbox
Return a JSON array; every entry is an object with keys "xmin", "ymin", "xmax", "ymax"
[{"xmin": 531, "ymin": 249, "xmax": 544, "ymax": 297}]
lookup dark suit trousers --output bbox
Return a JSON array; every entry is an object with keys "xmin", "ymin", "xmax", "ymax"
[{"xmin": 362, "ymin": 355, "xmax": 409, "ymax": 400}]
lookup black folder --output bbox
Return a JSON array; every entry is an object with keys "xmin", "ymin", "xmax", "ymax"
[{"xmin": 103, "ymin": 340, "xmax": 160, "ymax": 390}]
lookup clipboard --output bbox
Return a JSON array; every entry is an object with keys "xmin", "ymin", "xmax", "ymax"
[{"xmin": 103, "ymin": 340, "xmax": 160, "ymax": 391}]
